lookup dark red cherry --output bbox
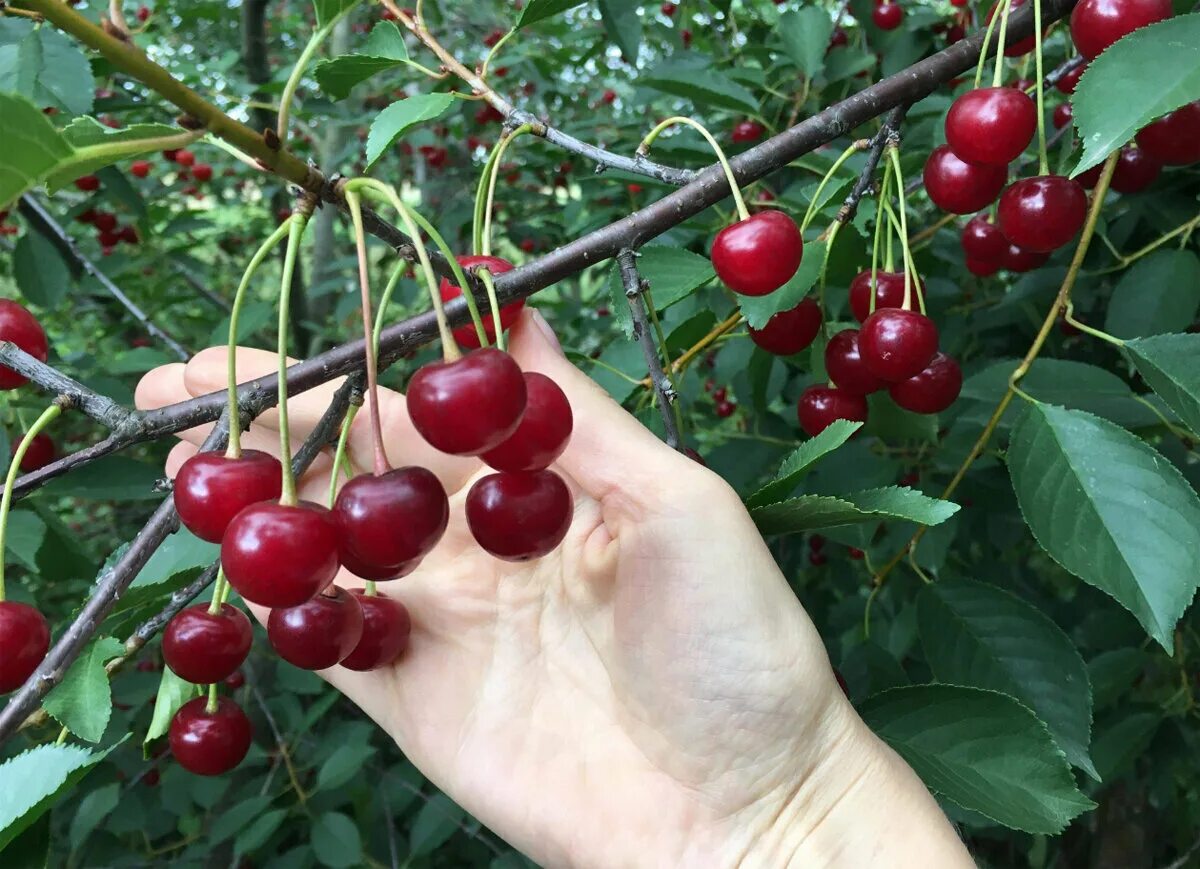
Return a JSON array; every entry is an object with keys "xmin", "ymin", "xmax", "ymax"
[
  {"xmin": 466, "ymin": 470, "xmax": 573, "ymax": 561},
  {"xmin": 0, "ymin": 601, "xmax": 50, "ymax": 693},
  {"xmin": 1052, "ymin": 103, "xmax": 1073, "ymax": 130},
  {"xmin": 1110, "ymin": 146, "xmax": 1161, "ymax": 193},
  {"xmin": 163, "ymin": 604, "xmax": 253, "ymax": 684},
  {"xmin": 711, "ymin": 210, "xmax": 803, "ymax": 297},
  {"xmin": 945, "ymin": 87, "xmax": 1036, "ymax": 166},
  {"xmin": 859, "ymin": 309, "xmax": 939, "ymax": 382},
  {"xmin": 268, "ymin": 586, "xmax": 364, "ymax": 670},
  {"xmin": 824, "ymin": 330, "xmax": 887, "ymax": 395},
  {"xmin": 1055, "ymin": 63, "xmax": 1087, "ymax": 94},
  {"xmin": 997, "ymin": 175, "xmax": 1088, "ymax": 253},
  {"xmin": 1000, "ymin": 242, "xmax": 1050, "ymax": 272},
  {"xmin": 747, "ymin": 298, "xmax": 822, "ymax": 356},
  {"xmin": 222, "ymin": 501, "xmax": 340, "ymax": 607},
  {"xmin": 74, "ymin": 174, "xmax": 101, "ymax": 191},
  {"xmin": 797, "ymin": 386, "xmax": 869, "ymax": 437},
  {"xmin": 732, "ymin": 120, "xmax": 766, "ymax": 142},
  {"xmin": 169, "ymin": 696, "xmax": 252, "ymax": 776},
  {"xmin": 407, "ymin": 349, "xmax": 527, "ymax": 456},
  {"xmin": 961, "ymin": 215, "xmax": 1007, "ymax": 261},
  {"xmin": 873, "ymin": 2, "xmax": 903, "ymax": 29},
  {"xmin": 0, "ymin": 300, "xmax": 49, "ymax": 390},
  {"xmin": 481, "ymin": 373, "xmax": 573, "ymax": 471},
  {"xmin": 173, "ymin": 450, "xmax": 282, "ymax": 543},
  {"xmin": 12, "ymin": 433, "xmax": 55, "ymax": 472},
  {"xmin": 334, "ymin": 467, "xmax": 448, "ymax": 578},
  {"xmin": 340, "ymin": 549, "xmax": 418, "ymax": 582},
  {"xmin": 1070, "ymin": 0, "xmax": 1171, "ymax": 59},
  {"xmin": 888, "ymin": 353, "xmax": 963, "ymax": 414},
  {"xmin": 923, "ymin": 145, "xmax": 1008, "ymax": 214},
  {"xmin": 439, "ymin": 255, "xmax": 522, "ymax": 349},
  {"xmin": 1135, "ymin": 102, "xmax": 1200, "ymax": 166},
  {"xmin": 849, "ymin": 270, "xmax": 914, "ymax": 322},
  {"xmin": 340, "ymin": 590, "xmax": 411, "ymax": 671},
  {"xmin": 967, "ymin": 257, "xmax": 1000, "ymax": 277}
]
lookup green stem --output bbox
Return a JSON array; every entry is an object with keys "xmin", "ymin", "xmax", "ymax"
[
  {"xmin": 372, "ymin": 261, "xmax": 409, "ymax": 350},
  {"xmin": 327, "ymin": 404, "xmax": 360, "ymax": 508},
  {"xmin": 276, "ymin": 212, "xmax": 310, "ymax": 506},
  {"xmin": 869, "ymin": 163, "xmax": 892, "ymax": 317},
  {"xmin": 207, "ymin": 567, "xmax": 228, "ymax": 616},
  {"xmin": 991, "ymin": 0, "xmax": 1013, "ymax": 89},
  {"xmin": 800, "ymin": 140, "xmax": 864, "ymax": 233},
  {"xmin": 345, "ymin": 189, "xmax": 390, "ymax": 476},
  {"xmin": 881, "ymin": 201, "xmax": 926, "ymax": 314},
  {"xmin": 0, "ymin": 403, "xmax": 61, "ymax": 602},
  {"xmin": 638, "ymin": 116, "xmax": 750, "ymax": 220},
  {"xmin": 1032, "ymin": 0, "xmax": 1048, "ymax": 175},
  {"xmin": 57, "ymin": 132, "xmax": 202, "ymax": 175},
  {"xmin": 205, "ymin": 682, "xmax": 218, "ymax": 714},
  {"xmin": 886, "ymin": 147, "xmax": 917, "ymax": 311},
  {"xmin": 1062, "ymin": 300, "xmax": 1124, "ymax": 346},
  {"xmin": 481, "ymin": 125, "xmax": 534, "ymax": 258},
  {"xmin": 974, "ymin": 0, "xmax": 1006, "ymax": 89},
  {"xmin": 476, "ymin": 268, "xmax": 506, "ymax": 351},
  {"xmin": 277, "ymin": 11, "xmax": 351, "ymax": 142},
  {"xmin": 479, "ymin": 29, "xmax": 515, "ymax": 82}
]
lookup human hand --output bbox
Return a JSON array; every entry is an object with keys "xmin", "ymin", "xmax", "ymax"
[{"xmin": 137, "ymin": 309, "xmax": 971, "ymax": 868}]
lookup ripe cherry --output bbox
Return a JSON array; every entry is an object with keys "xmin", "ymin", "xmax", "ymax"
[
  {"xmin": 192, "ymin": 163, "xmax": 213, "ymax": 183},
  {"xmin": 712, "ymin": 211, "xmax": 803, "ymax": 297},
  {"xmin": 873, "ymin": 1, "xmax": 903, "ymax": 29},
  {"xmin": 997, "ymin": 175, "xmax": 1088, "ymax": 253},
  {"xmin": 967, "ymin": 257, "xmax": 1000, "ymax": 277},
  {"xmin": 466, "ymin": 470, "xmax": 573, "ymax": 561},
  {"xmin": 333, "ymin": 467, "xmax": 449, "ymax": 578},
  {"xmin": 169, "ymin": 696, "xmax": 252, "ymax": 776},
  {"xmin": 961, "ymin": 214, "xmax": 1007, "ymax": 262},
  {"xmin": 923, "ymin": 145, "xmax": 1008, "ymax": 214},
  {"xmin": 93, "ymin": 211, "xmax": 117, "ymax": 232},
  {"xmin": 601, "ymin": 89, "xmax": 617, "ymax": 105},
  {"xmin": 13, "ymin": 433, "xmax": 55, "ymax": 472},
  {"xmin": 173, "ymin": 450, "xmax": 282, "ymax": 543},
  {"xmin": 0, "ymin": 301, "xmax": 49, "ymax": 390},
  {"xmin": 888, "ymin": 353, "xmax": 963, "ymax": 414},
  {"xmin": 732, "ymin": 120, "xmax": 766, "ymax": 142},
  {"xmin": 407, "ymin": 349, "xmax": 527, "ymax": 456},
  {"xmin": 1135, "ymin": 102, "xmax": 1200, "ymax": 166},
  {"xmin": 1109, "ymin": 146, "xmax": 1161, "ymax": 193},
  {"xmin": 0, "ymin": 602, "xmax": 50, "ymax": 693},
  {"xmin": 340, "ymin": 590, "xmax": 411, "ymax": 671},
  {"xmin": 1052, "ymin": 103, "xmax": 1073, "ymax": 130},
  {"xmin": 163, "ymin": 604, "xmax": 253, "ymax": 684},
  {"xmin": 859, "ymin": 309, "xmax": 939, "ymax": 382},
  {"xmin": 131, "ymin": 160, "xmax": 151, "ymax": 178},
  {"xmin": 945, "ymin": 87, "xmax": 1036, "ymax": 166},
  {"xmin": 715, "ymin": 400, "xmax": 736, "ymax": 418},
  {"xmin": 1055, "ymin": 63, "xmax": 1087, "ymax": 94},
  {"xmin": 222, "ymin": 501, "xmax": 340, "ymax": 607},
  {"xmin": 747, "ymin": 298, "xmax": 822, "ymax": 355},
  {"xmin": 74, "ymin": 175, "xmax": 101, "ymax": 192},
  {"xmin": 824, "ymin": 330, "xmax": 887, "ymax": 395},
  {"xmin": 661, "ymin": 1, "xmax": 677, "ymax": 14},
  {"xmin": 136, "ymin": 4, "xmax": 149, "ymax": 20},
  {"xmin": 481, "ymin": 373, "xmax": 572, "ymax": 472},
  {"xmin": 797, "ymin": 386, "xmax": 869, "ymax": 437},
  {"xmin": 268, "ymin": 586, "xmax": 364, "ymax": 670},
  {"xmin": 1070, "ymin": 0, "xmax": 1171, "ymax": 59},
  {"xmin": 1000, "ymin": 242, "xmax": 1050, "ymax": 272},
  {"xmin": 439, "ymin": 256, "xmax": 522, "ymax": 349},
  {"xmin": 174, "ymin": 149, "xmax": 196, "ymax": 167},
  {"xmin": 848, "ymin": 270, "xmax": 913, "ymax": 322}
]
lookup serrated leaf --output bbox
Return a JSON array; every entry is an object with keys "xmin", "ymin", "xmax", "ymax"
[
  {"xmin": 313, "ymin": 0, "xmax": 360, "ymax": 28},
  {"xmin": 409, "ymin": 793, "xmax": 465, "ymax": 856},
  {"xmin": 778, "ymin": 8, "xmax": 834, "ymax": 79},
  {"xmin": 45, "ymin": 119, "xmax": 188, "ymax": 192},
  {"xmin": 365, "ymin": 93, "xmax": 457, "ymax": 168},
  {"xmin": 919, "ymin": 579, "xmax": 1096, "ymax": 778},
  {"xmin": 640, "ymin": 57, "xmax": 760, "ymax": 115},
  {"xmin": 1071, "ymin": 15, "xmax": 1200, "ymax": 175},
  {"xmin": 312, "ymin": 811, "xmax": 362, "ymax": 868},
  {"xmin": 751, "ymin": 485, "xmax": 958, "ymax": 534},
  {"xmin": 516, "ymin": 0, "xmax": 586, "ymax": 29},
  {"xmin": 1103, "ymin": 249, "xmax": 1200, "ymax": 339},
  {"xmin": 737, "ymin": 240, "xmax": 825, "ymax": 329},
  {"xmin": 746, "ymin": 419, "xmax": 862, "ymax": 507},
  {"xmin": 0, "ymin": 19, "xmax": 95, "ymax": 115},
  {"xmin": 1125, "ymin": 332, "xmax": 1200, "ymax": 435},
  {"xmin": 599, "ymin": 0, "xmax": 641, "ymax": 60},
  {"xmin": 68, "ymin": 782, "xmax": 119, "ymax": 851},
  {"xmin": 144, "ymin": 667, "xmax": 195, "ymax": 745},
  {"xmin": 606, "ymin": 245, "xmax": 715, "ymax": 337},
  {"xmin": 861, "ymin": 685, "xmax": 1094, "ymax": 833},
  {"xmin": 13, "ymin": 230, "xmax": 70, "ymax": 309},
  {"xmin": 43, "ymin": 636, "xmax": 124, "ymax": 743},
  {"xmin": 1007, "ymin": 403, "xmax": 1200, "ymax": 649},
  {"xmin": 0, "ymin": 93, "xmax": 72, "ymax": 208},
  {"xmin": 313, "ymin": 22, "xmax": 411, "ymax": 100}
]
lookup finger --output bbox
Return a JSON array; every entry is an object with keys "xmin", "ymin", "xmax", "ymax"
[
  {"xmin": 165, "ymin": 441, "xmax": 198, "ymax": 478},
  {"xmin": 136, "ymin": 364, "xmax": 214, "ymax": 445}
]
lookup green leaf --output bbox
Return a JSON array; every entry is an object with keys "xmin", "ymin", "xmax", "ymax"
[
  {"xmin": 234, "ymin": 808, "xmax": 288, "ymax": 857},
  {"xmin": 860, "ymin": 685, "xmax": 1094, "ymax": 833},
  {"xmin": 0, "ymin": 19, "xmax": 95, "ymax": 115},
  {"xmin": 918, "ymin": 579, "xmax": 1096, "ymax": 778},
  {"xmin": 42, "ymin": 456, "xmax": 163, "ymax": 500},
  {"xmin": 68, "ymin": 782, "xmax": 119, "ymax": 851},
  {"xmin": 778, "ymin": 8, "xmax": 834, "ymax": 79},
  {"xmin": 0, "ymin": 93, "xmax": 72, "ymax": 208},
  {"xmin": 606, "ymin": 245, "xmax": 715, "ymax": 337},
  {"xmin": 316, "ymin": 742, "xmax": 376, "ymax": 791},
  {"xmin": 1125, "ymin": 332, "xmax": 1200, "ymax": 435},
  {"xmin": 737, "ymin": 240, "xmax": 825, "ymax": 329},
  {"xmin": 1103, "ymin": 250, "xmax": 1200, "ymax": 339},
  {"xmin": 746, "ymin": 419, "xmax": 862, "ymax": 507},
  {"xmin": 311, "ymin": 811, "xmax": 363, "ymax": 868},
  {"xmin": 1091, "ymin": 709, "xmax": 1160, "ymax": 781},
  {"xmin": 43, "ymin": 636, "xmax": 124, "ymax": 743},
  {"xmin": 13, "ymin": 230, "xmax": 70, "ymax": 309},
  {"xmin": 144, "ymin": 667, "xmax": 195, "ymax": 744},
  {"xmin": 44, "ymin": 119, "xmax": 187, "ymax": 193},
  {"xmin": 312, "ymin": 0, "xmax": 360, "ymax": 28},
  {"xmin": 640, "ymin": 57, "xmax": 760, "ymax": 115},
  {"xmin": 3, "ymin": 510, "xmax": 45, "ymax": 571},
  {"xmin": 313, "ymin": 22, "xmax": 411, "ymax": 100},
  {"xmin": 1071, "ymin": 15, "xmax": 1200, "ymax": 175},
  {"xmin": 1007, "ymin": 403, "xmax": 1200, "ymax": 649},
  {"xmin": 516, "ymin": 0, "xmax": 586, "ymax": 29},
  {"xmin": 209, "ymin": 796, "xmax": 274, "ymax": 845},
  {"xmin": 599, "ymin": 0, "xmax": 642, "ymax": 60},
  {"xmin": 365, "ymin": 93, "xmax": 457, "ymax": 168},
  {"xmin": 409, "ymin": 793, "xmax": 466, "ymax": 856},
  {"xmin": 751, "ymin": 485, "xmax": 959, "ymax": 534}
]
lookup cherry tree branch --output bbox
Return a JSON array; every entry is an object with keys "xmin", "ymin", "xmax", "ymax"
[
  {"xmin": 834, "ymin": 105, "xmax": 910, "ymax": 227},
  {"xmin": 0, "ymin": 344, "xmax": 132, "ymax": 430},
  {"xmin": 617, "ymin": 249, "xmax": 682, "ymax": 450}
]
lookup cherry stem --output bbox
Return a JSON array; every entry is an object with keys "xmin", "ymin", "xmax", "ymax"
[
  {"xmin": 327, "ymin": 403, "xmax": 360, "ymax": 508},
  {"xmin": 1062, "ymin": 300, "xmax": 1125, "ymax": 346},
  {"xmin": 345, "ymin": 189, "xmax": 391, "ymax": 477},
  {"xmin": 800, "ymin": 140, "xmax": 866, "ymax": 233},
  {"xmin": 402, "ymin": 205, "xmax": 488, "ymax": 349},
  {"xmin": 226, "ymin": 219, "xmax": 292, "ymax": 459},
  {"xmin": 1032, "ymin": 0, "xmax": 1049, "ymax": 175},
  {"xmin": 475, "ymin": 123, "xmax": 533, "ymax": 258},
  {"xmin": 207, "ymin": 566, "xmax": 228, "ymax": 616},
  {"xmin": 637, "ymin": 116, "xmax": 750, "ymax": 221},
  {"xmin": 974, "ymin": 0, "xmax": 1006, "ymax": 89},
  {"xmin": 276, "ymin": 6, "xmax": 353, "ymax": 143},
  {"xmin": 869, "ymin": 161, "xmax": 892, "ymax": 317},
  {"xmin": 881, "ymin": 202, "xmax": 927, "ymax": 315},
  {"xmin": 0, "ymin": 402, "xmax": 62, "ymax": 602},
  {"xmin": 205, "ymin": 682, "xmax": 218, "ymax": 715},
  {"xmin": 479, "ymin": 28, "xmax": 514, "ymax": 80},
  {"xmin": 276, "ymin": 211, "xmax": 310, "ymax": 507},
  {"xmin": 991, "ymin": 0, "xmax": 1014, "ymax": 89},
  {"xmin": 885, "ymin": 147, "xmax": 917, "ymax": 311},
  {"xmin": 364, "ymin": 580, "xmax": 377, "ymax": 597}
]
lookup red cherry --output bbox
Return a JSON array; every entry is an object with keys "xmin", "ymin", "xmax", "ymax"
[
  {"xmin": 997, "ymin": 175, "xmax": 1088, "ymax": 253},
  {"xmin": 465, "ymin": 470, "xmax": 573, "ymax": 561},
  {"xmin": 1070, "ymin": 0, "xmax": 1171, "ymax": 59},
  {"xmin": 1110, "ymin": 146, "xmax": 1161, "ymax": 193},
  {"xmin": 173, "ymin": 450, "xmax": 282, "ymax": 543},
  {"xmin": 268, "ymin": 586, "xmax": 364, "ymax": 671},
  {"xmin": 224, "ymin": 669, "xmax": 245, "ymax": 689},
  {"xmin": 748, "ymin": 298, "xmax": 822, "ymax": 355},
  {"xmin": 439, "ymin": 255, "xmax": 522, "ymax": 349},
  {"xmin": 732, "ymin": 120, "xmax": 766, "ymax": 142},
  {"xmin": 333, "ymin": 467, "xmax": 449, "ymax": 578},
  {"xmin": 711, "ymin": 210, "xmax": 803, "ymax": 297},
  {"xmin": 98, "ymin": 228, "xmax": 121, "ymax": 248},
  {"xmin": 923, "ymin": 145, "xmax": 1008, "ymax": 214},
  {"xmin": 829, "ymin": 27, "xmax": 848, "ymax": 47},
  {"xmin": 1135, "ymin": 102, "xmax": 1200, "ymax": 166},
  {"xmin": 848, "ymin": 270, "xmax": 914, "ymax": 322},
  {"xmin": 119, "ymin": 226, "xmax": 139, "ymax": 245},
  {"xmin": 1000, "ymin": 242, "xmax": 1050, "ymax": 272},
  {"xmin": 483, "ymin": 28, "xmax": 504, "ymax": 47},
  {"xmin": 681, "ymin": 28, "xmax": 692, "ymax": 47},
  {"xmin": 1055, "ymin": 63, "xmax": 1087, "ymax": 94},
  {"xmin": 131, "ymin": 160, "xmax": 151, "ymax": 178},
  {"xmin": 174, "ymin": 150, "xmax": 196, "ymax": 167},
  {"xmin": 12, "ymin": 433, "xmax": 54, "ymax": 472},
  {"xmin": 859, "ymin": 309, "xmax": 939, "ymax": 382},
  {"xmin": 162, "ymin": 149, "xmax": 180, "ymax": 161},
  {"xmin": 192, "ymin": 163, "xmax": 213, "ymax": 182},
  {"xmin": 1009, "ymin": 78, "xmax": 1035, "ymax": 92},
  {"xmin": 809, "ymin": 550, "xmax": 828, "ymax": 566},
  {"xmin": 163, "ymin": 604, "xmax": 253, "ymax": 684},
  {"xmin": 407, "ymin": 349, "xmax": 527, "ymax": 456},
  {"xmin": 601, "ymin": 90, "xmax": 617, "ymax": 105},
  {"xmin": 873, "ymin": 2, "xmax": 903, "ymax": 29},
  {"xmin": 985, "ymin": 0, "xmax": 1042, "ymax": 55},
  {"xmin": 967, "ymin": 256, "xmax": 1000, "ymax": 276},
  {"xmin": 1052, "ymin": 103, "xmax": 1073, "ymax": 130},
  {"xmin": 945, "ymin": 87, "xmax": 1036, "ymax": 166},
  {"xmin": 797, "ymin": 386, "xmax": 869, "ymax": 437},
  {"xmin": 715, "ymin": 400, "xmax": 736, "ymax": 418},
  {"xmin": 961, "ymin": 214, "xmax": 1007, "ymax": 262},
  {"xmin": 222, "ymin": 501, "xmax": 340, "ymax": 607},
  {"xmin": 713, "ymin": 386, "xmax": 728, "ymax": 402},
  {"xmin": 0, "ymin": 300, "xmax": 49, "ymax": 390},
  {"xmin": 169, "ymin": 696, "xmax": 252, "ymax": 776},
  {"xmin": 74, "ymin": 175, "xmax": 101, "ymax": 192},
  {"xmin": 0, "ymin": 602, "xmax": 50, "ymax": 693},
  {"xmin": 136, "ymin": 4, "xmax": 149, "ymax": 20},
  {"xmin": 340, "ymin": 591, "xmax": 411, "ymax": 671},
  {"xmin": 809, "ymin": 534, "xmax": 826, "ymax": 551},
  {"xmin": 93, "ymin": 212, "xmax": 118, "ymax": 232},
  {"xmin": 888, "ymin": 353, "xmax": 963, "ymax": 414},
  {"xmin": 824, "ymin": 330, "xmax": 887, "ymax": 395},
  {"xmin": 481, "ymin": 373, "xmax": 572, "ymax": 472},
  {"xmin": 661, "ymin": 1, "xmax": 677, "ymax": 14}
]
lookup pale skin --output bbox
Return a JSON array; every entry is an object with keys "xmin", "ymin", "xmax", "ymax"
[{"xmin": 136, "ymin": 309, "xmax": 973, "ymax": 868}]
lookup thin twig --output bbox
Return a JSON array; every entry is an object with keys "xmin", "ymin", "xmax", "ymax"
[
  {"xmin": 617, "ymin": 249, "xmax": 682, "ymax": 450},
  {"xmin": 0, "ymin": 344, "xmax": 132, "ymax": 430},
  {"xmin": 834, "ymin": 105, "xmax": 909, "ymax": 227}
]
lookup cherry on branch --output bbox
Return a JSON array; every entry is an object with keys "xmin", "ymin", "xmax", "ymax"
[
  {"xmin": 169, "ymin": 696, "xmax": 252, "ymax": 776},
  {"xmin": 711, "ymin": 210, "xmax": 803, "ymax": 297}
]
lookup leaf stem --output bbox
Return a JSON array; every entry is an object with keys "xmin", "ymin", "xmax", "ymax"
[
  {"xmin": 637, "ymin": 116, "xmax": 749, "ymax": 220},
  {"xmin": 0, "ymin": 402, "xmax": 62, "ymax": 601}
]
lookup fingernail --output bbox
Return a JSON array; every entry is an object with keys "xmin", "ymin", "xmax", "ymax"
[{"xmin": 531, "ymin": 310, "xmax": 564, "ymax": 357}]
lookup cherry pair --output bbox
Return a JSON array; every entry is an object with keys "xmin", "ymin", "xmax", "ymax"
[{"xmin": 960, "ymin": 213, "xmax": 1049, "ymax": 276}]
